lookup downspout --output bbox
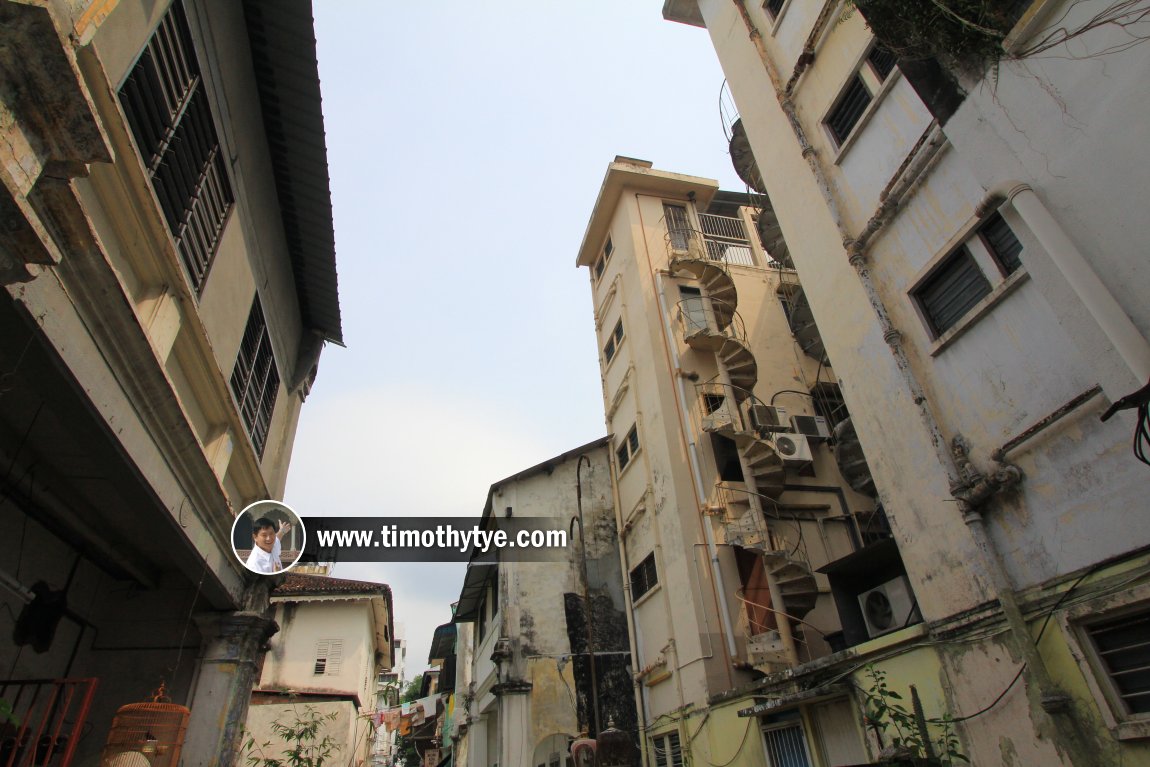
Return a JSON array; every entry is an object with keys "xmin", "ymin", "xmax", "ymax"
[
  {"xmin": 731, "ymin": 3, "xmax": 1101, "ymax": 763},
  {"xmin": 594, "ymin": 272, "xmax": 650, "ymax": 765},
  {"xmin": 977, "ymin": 181, "xmax": 1150, "ymax": 384},
  {"xmin": 655, "ymin": 270, "xmax": 740, "ymax": 667},
  {"xmin": 608, "ymin": 456, "xmax": 649, "ymax": 767},
  {"xmin": 783, "ymin": 0, "xmax": 839, "ymax": 96}
]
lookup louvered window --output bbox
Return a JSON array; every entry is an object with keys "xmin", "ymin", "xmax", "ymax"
[
  {"xmin": 617, "ymin": 424, "xmax": 640, "ymax": 472},
  {"xmin": 912, "ymin": 210, "xmax": 1026, "ymax": 339},
  {"xmin": 979, "ymin": 211, "xmax": 1024, "ymax": 274},
  {"xmin": 826, "ymin": 75, "xmax": 872, "ymax": 146},
  {"xmin": 314, "ymin": 639, "xmax": 343, "ymax": 676},
  {"xmin": 867, "ymin": 45, "xmax": 898, "ymax": 81},
  {"xmin": 1086, "ymin": 610, "xmax": 1150, "ymax": 715},
  {"xmin": 230, "ymin": 297, "xmax": 279, "ymax": 458},
  {"xmin": 630, "ymin": 553, "xmax": 658, "ymax": 602},
  {"xmin": 119, "ymin": 0, "xmax": 234, "ymax": 295},
  {"xmin": 914, "ymin": 247, "xmax": 992, "ymax": 336},
  {"xmin": 652, "ymin": 732, "xmax": 682, "ymax": 767},
  {"xmin": 594, "ymin": 237, "xmax": 612, "ymax": 281},
  {"xmin": 604, "ymin": 319, "xmax": 624, "ymax": 364}
]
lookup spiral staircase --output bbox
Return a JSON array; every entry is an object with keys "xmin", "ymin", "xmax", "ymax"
[{"xmin": 668, "ymin": 226, "xmax": 819, "ymax": 671}]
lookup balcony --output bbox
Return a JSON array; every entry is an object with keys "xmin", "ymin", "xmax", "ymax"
[{"xmin": 676, "ymin": 296, "xmax": 745, "ymax": 353}]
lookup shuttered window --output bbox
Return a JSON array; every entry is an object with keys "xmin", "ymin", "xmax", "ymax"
[
  {"xmin": 1086, "ymin": 610, "xmax": 1150, "ymax": 715},
  {"xmin": 119, "ymin": 0, "xmax": 233, "ymax": 295},
  {"xmin": 914, "ymin": 247, "xmax": 992, "ymax": 336},
  {"xmin": 230, "ymin": 297, "xmax": 279, "ymax": 458},
  {"xmin": 314, "ymin": 639, "xmax": 343, "ymax": 675},
  {"xmin": 617, "ymin": 424, "xmax": 640, "ymax": 472},
  {"xmin": 630, "ymin": 553, "xmax": 659, "ymax": 602},
  {"xmin": 867, "ymin": 45, "xmax": 898, "ymax": 82},
  {"xmin": 604, "ymin": 319, "xmax": 625, "ymax": 364},
  {"xmin": 979, "ymin": 211, "xmax": 1024, "ymax": 275},
  {"xmin": 826, "ymin": 75, "xmax": 872, "ymax": 146}
]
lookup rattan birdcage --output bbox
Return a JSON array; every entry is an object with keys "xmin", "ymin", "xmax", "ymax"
[{"xmin": 99, "ymin": 686, "xmax": 189, "ymax": 767}]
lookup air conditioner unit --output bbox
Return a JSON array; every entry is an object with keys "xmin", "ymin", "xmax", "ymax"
[
  {"xmin": 790, "ymin": 414, "xmax": 831, "ymax": 442},
  {"xmin": 858, "ymin": 577, "xmax": 921, "ymax": 639},
  {"xmin": 741, "ymin": 401, "xmax": 787, "ymax": 435},
  {"xmin": 768, "ymin": 433, "xmax": 812, "ymax": 468}
]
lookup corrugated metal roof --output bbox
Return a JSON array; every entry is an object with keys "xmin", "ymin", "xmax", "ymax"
[{"xmin": 242, "ymin": 0, "xmax": 343, "ymax": 345}]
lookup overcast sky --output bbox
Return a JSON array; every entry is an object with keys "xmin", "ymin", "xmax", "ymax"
[{"xmin": 283, "ymin": 1, "xmax": 744, "ymax": 684}]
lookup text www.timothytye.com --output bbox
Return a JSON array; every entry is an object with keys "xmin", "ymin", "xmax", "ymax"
[{"xmin": 314, "ymin": 524, "xmax": 567, "ymax": 553}]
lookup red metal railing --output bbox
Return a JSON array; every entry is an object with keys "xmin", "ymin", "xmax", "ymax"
[{"xmin": 0, "ymin": 678, "xmax": 98, "ymax": 767}]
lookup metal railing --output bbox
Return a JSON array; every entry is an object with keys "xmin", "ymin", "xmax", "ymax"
[
  {"xmin": 0, "ymin": 678, "xmax": 98, "ymax": 767},
  {"xmin": 665, "ymin": 225, "xmax": 757, "ymax": 267},
  {"xmin": 676, "ymin": 298, "xmax": 746, "ymax": 343}
]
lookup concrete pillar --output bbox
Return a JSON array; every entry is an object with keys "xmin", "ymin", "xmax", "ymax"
[
  {"xmin": 183, "ymin": 611, "xmax": 277, "ymax": 766},
  {"xmin": 496, "ymin": 685, "xmax": 531, "ymax": 767}
]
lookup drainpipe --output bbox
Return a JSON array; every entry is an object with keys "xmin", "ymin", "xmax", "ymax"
[
  {"xmin": 783, "ymin": 0, "xmax": 839, "ymax": 96},
  {"xmin": 731, "ymin": 3, "xmax": 1101, "ymax": 763},
  {"xmin": 609, "ymin": 473, "xmax": 650, "ymax": 767},
  {"xmin": 655, "ymin": 270, "xmax": 741, "ymax": 667},
  {"xmin": 977, "ymin": 181, "xmax": 1150, "ymax": 384}
]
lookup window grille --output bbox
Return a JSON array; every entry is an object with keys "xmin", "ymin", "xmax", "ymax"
[
  {"xmin": 230, "ymin": 297, "xmax": 279, "ymax": 458},
  {"xmin": 762, "ymin": 722, "xmax": 812, "ymax": 767},
  {"xmin": 664, "ymin": 204, "xmax": 691, "ymax": 251},
  {"xmin": 1086, "ymin": 609, "xmax": 1150, "ymax": 715},
  {"xmin": 119, "ymin": 0, "xmax": 234, "ymax": 295},
  {"xmin": 630, "ymin": 553, "xmax": 659, "ymax": 602}
]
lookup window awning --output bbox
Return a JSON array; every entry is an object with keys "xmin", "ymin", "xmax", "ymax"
[{"xmin": 452, "ymin": 560, "xmax": 497, "ymax": 623}]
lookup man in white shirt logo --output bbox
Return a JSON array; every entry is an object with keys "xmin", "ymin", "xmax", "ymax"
[{"xmin": 246, "ymin": 516, "xmax": 291, "ymax": 573}]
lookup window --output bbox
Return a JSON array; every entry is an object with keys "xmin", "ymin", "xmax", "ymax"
[
  {"xmin": 604, "ymin": 319, "xmax": 624, "ymax": 364},
  {"xmin": 764, "ymin": 0, "xmax": 786, "ymax": 19},
  {"xmin": 314, "ymin": 639, "xmax": 343, "ymax": 675},
  {"xmin": 824, "ymin": 43, "xmax": 898, "ymax": 148},
  {"xmin": 679, "ymin": 285, "xmax": 707, "ymax": 334},
  {"xmin": 593, "ymin": 237, "xmax": 613, "ymax": 281},
  {"xmin": 979, "ymin": 211, "xmax": 1024, "ymax": 274},
  {"xmin": 651, "ymin": 732, "xmax": 682, "ymax": 767},
  {"xmin": 616, "ymin": 424, "xmax": 640, "ymax": 472},
  {"xmin": 1084, "ymin": 608, "xmax": 1150, "ymax": 716},
  {"xmin": 230, "ymin": 297, "xmax": 280, "ymax": 458},
  {"xmin": 912, "ymin": 212, "xmax": 1025, "ymax": 338},
  {"xmin": 630, "ymin": 552, "xmax": 659, "ymax": 602},
  {"xmin": 762, "ymin": 714, "xmax": 813, "ymax": 767},
  {"xmin": 664, "ymin": 204, "xmax": 691, "ymax": 251},
  {"xmin": 119, "ymin": 0, "xmax": 234, "ymax": 294}
]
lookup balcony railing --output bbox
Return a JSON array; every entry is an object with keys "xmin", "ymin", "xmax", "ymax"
[
  {"xmin": 676, "ymin": 297, "xmax": 745, "ymax": 347},
  {"xmin": 0, "ymin": 678, "xmax": 99, "ymax": 767},
  {"xmin": 666, "ymin": 224, "xmax": 757, "ymax": 267}
]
